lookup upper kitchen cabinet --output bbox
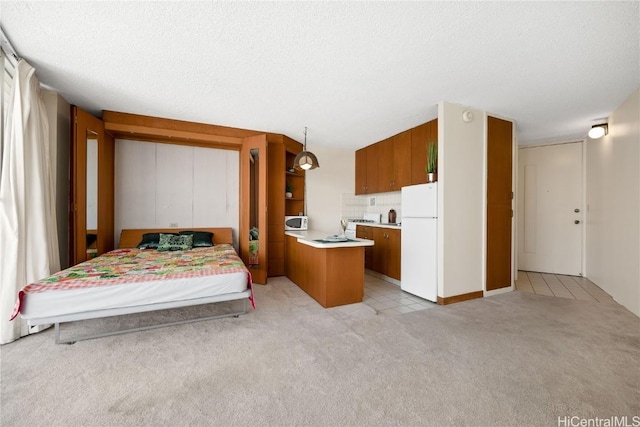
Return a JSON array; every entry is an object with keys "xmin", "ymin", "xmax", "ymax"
[
  {"xmin": 377, "ymin": 137, "xmax": 393, "ymax": 191},
  {"xmin": 366, "ymin": 144, "xmax": 379, "ymax": 194},
  {"xmin": 355, "ymin": 147, "xmax": 367, "ymax": 195},
  {"xmin": 393, "ymin": 130, "xmax": 411, "ymax": 189},
  {"xmin": 356, "ymin": 121, "xmax": 435, "ymax": 195},
  {"xmin": 355, "ymin": 143, "xmax": 379, "ymax": 195},
  {"xmin": 377, "ymin": 131, "xmax": 411, "ymax": 192},
  {"xmin": 411, "ymin": 119, "xmax": 438, "ymax": 185}
]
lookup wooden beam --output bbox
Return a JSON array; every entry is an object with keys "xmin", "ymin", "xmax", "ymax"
[
  {"xmin": 104, "ymin": 122, "xmax": 243, "ymax": 148},
  {"xmin": 102, "ymin": 110, "xmax": 262, "ymax": 138}
]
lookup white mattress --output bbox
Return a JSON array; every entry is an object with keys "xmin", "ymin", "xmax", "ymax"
[{"xmin": 22, "ymin": 272, "xmax": 248, "ymax": 323}]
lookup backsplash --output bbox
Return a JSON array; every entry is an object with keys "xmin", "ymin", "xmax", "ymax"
[
  {"xmin": 341, "ymin": 191, "xmax": 402, "ymax": 223},
  {"xmin": 340, "ymin": 193, "xmax": 367, "ymax": 220}
]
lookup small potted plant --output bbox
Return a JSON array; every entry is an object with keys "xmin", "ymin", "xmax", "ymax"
[
  {"xmin": 425, "ymin": 141, "xmax": 438, "ymax": 183},
  {"xmin": 285, "ymin": 182, "xmax": 293, "ymax": 198}
]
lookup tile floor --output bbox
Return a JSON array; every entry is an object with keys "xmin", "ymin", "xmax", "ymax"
[
  {"xmin": 299, "ymin": 271, "xmax": 615, "ymax": 322},
  {"xmin": 362, "ymin": 273, "xmax": 436, "ymax": 315},
  {"xmin": 515, "ymin": 270, "xmax": 615, "ymax": 303}
]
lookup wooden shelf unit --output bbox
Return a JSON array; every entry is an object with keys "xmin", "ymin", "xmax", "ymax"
[
  {"xmin": 284, "ymin": 151, "xmax": 305, "ymax": 216},
  {"xmin": 267, "ymin": 136, "xmax": 304, "ymax": 277}
]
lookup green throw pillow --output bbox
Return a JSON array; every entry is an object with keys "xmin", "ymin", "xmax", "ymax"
[
  {"xmin": 178, "ymin": 230, "xmax": 214, "ymax": 247},
  {"xmin": 137, "ymin": 232, "xmax": 164, "ymax": 249},
  {"xmin": 157, "ymin": 233, "xmax": 193, "ymax": 251}
]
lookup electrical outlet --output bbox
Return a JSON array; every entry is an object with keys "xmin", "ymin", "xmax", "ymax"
[{"xmin": 170, "ymin": 222, "xmax": 178, "ymax": 227}]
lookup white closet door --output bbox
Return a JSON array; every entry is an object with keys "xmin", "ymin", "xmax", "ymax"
[
  {"xmin": 155, "ymin": 144, "xmax": 193, "ymax": 228},
  {"xmin": 115, "ymin": 139, "xmax": 157, "ymax": 241},
  {"xmin": 115, "ymin": 141, "xmax": 240, "ymax": 246},
  {"xmin": 192, "ymin": 148, "xmax": 238, "ymax": 228}
]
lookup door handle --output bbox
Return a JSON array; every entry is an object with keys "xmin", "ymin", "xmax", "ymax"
[{"xmin": 574, "ymin": 220, "xmax": 580, "ymax": 224}]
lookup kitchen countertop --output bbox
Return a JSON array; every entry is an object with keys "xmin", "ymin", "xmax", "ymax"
[
  {"xmin": 354, "ymin": 223, "xmax": 402, "ymax": 230},
  {"xmin": 286, "ymin": 230, "xmax": 375, "ymax": 249}
]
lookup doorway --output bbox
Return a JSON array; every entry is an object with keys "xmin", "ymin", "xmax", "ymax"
[{"xmin": 517, "ymin": 142, "xmax": 584, "ymax": 276}]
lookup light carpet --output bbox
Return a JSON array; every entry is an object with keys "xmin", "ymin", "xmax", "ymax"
[{"xmin": 1, "ymin": 276, "xmax": 638, "ymax": 426}]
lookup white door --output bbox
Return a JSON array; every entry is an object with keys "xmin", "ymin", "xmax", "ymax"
[{"xmin": 517, "ymin": 142, "xmax": 583, "ymax": 275}]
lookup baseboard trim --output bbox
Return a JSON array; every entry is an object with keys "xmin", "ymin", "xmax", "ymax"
[
  {"xmin": 437, "ymin": 290, "xmax": 484, "ymax": 305},
  {"xmin": 484, "ymin": 286, "xmax": 513, "ymax": 297},
  {"xmin": 364, "ymin": 269, "xmax": 401, "ymax": 287}
]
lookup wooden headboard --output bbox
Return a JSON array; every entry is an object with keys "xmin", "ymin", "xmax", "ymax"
[{"xmin": 119, "ymin": 228, "xmax": 234, "ymax": 248}]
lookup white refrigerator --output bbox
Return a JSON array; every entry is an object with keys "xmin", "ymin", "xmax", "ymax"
[{"xmin": 401, "ymin": 183, "xmax": 437, "ymax": 302}]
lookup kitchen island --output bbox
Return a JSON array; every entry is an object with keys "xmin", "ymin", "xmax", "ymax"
[{"xmin": 285, "ymin": 230, "xmax": 374, "ymax": 308}]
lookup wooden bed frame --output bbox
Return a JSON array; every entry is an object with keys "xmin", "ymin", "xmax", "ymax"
[
  {"xmin": 118, "ymin": 227, "xmax": 234, "ymax": 248},
  {"xmin": 31, "ymin": 228, "xmax": 252, "ymax": 344}
]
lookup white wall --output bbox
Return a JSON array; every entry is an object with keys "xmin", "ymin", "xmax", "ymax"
[
  {"xmin": 438, "ymin": 101, "xmax": 486, "ymax": 298},
  {"xmin": 306, "ymin": 145, "xmax": 355, "ymax": 235},
  {"xmin": 586, "ymin": 88, "xmax": 640, "ymax": 317},
  {"xmin": 114, "ymin": 139, "xmax": 239, "ymax": 247}
]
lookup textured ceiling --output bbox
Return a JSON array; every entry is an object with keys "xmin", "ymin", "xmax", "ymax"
[{"xmin": 1, "ymin": 1, "xmax": 638, "ymax": 148}]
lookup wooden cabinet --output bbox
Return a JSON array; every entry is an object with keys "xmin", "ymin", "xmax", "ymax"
[
  {"xmin": 410, "ymin": 119, "xmax": 438, "ymax": 185},
  {"xmin": 356, "ymin": 225, "xmax": 374, "ymax": 269},
  {"xmin": 378, "ymin": 132, "xmax": 412, "ymax": 191},
  {"xmin": 366, "ymin": 144, "xmax": 379, "ymax": 194},
  {"xmin": 355, "ymin": 144, "xmax": 379, "ymax": 195},
  {"xmin": 356, "ymin": 225, "xmax": 401, "ymax": 280},
  {"xmin": 375, "ymin": 131, "xmax": 411, "ymax": 193},
  {"xmin": 486, "ymin": 116, "xmax": 513, "ymax": 291},
  {"xmin": 387, "ymin": 229, "xmax": 401, "ymax": 280},
  {"xmin": 377, "ymin": 137, "xmax": 394, "ymax": 191},
  {"xmin": 356, "ymin": 123, "xmax": 432, "ymax": 195},
  {"xmin": 285, "ymin": 235, "xmax": 365, "ymax": 308},
  {"xmin": 100, "ymin": 110, "xmax": 305, "ymax": 283},
  {"xmin": 355, "ymin": 148, "xmax": 367, "ymax": 195},
  {"xmin": 285, "ymin": 234, "xmax": 304, "ymax": 285},
  {"xmin": 392, "ymin": 131, "xmax": 411, "ymax": 190},
  {"xmin": 267, "ymin": 140, "xmax": 285, "ymax": 277},
  {"xmin": 373, "ymin": 227, "xmax": 401, "ymax": 280},
  {"xmin": 268, "ymin": 136, "xmax": 304, "ymax": 277}
]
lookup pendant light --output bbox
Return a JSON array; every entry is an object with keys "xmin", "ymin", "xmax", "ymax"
[{"xmin": 294, "ymin": 127, "xmax": 319, "ymax": 171}]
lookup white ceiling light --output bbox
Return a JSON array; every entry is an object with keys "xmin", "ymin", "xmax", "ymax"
[
  {"xmin": 294, "ymin": 127, "xmax": 319, "ymax": 171},
  {"xmin": 588, "ymin": 123, "xmax": 608, "ymax": 139}
]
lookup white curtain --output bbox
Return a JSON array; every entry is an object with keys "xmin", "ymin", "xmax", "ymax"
[{"xmin": 0, "ymin": 60, "xmax": 60, "ymax": 344}]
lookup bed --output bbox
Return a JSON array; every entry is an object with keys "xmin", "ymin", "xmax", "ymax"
[{"xmin": 10, "ymin": 228, "xmax": 254, "ymax": 344}]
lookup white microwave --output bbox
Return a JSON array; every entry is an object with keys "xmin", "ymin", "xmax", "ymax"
[{"xmin": 285, "ymin": 216, "xmax": 308, "ymax": 231}]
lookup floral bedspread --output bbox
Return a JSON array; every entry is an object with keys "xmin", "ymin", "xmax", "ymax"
[{"xmin": 10, "ymin": 244, "xmax": 254, "ymax": 320}]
